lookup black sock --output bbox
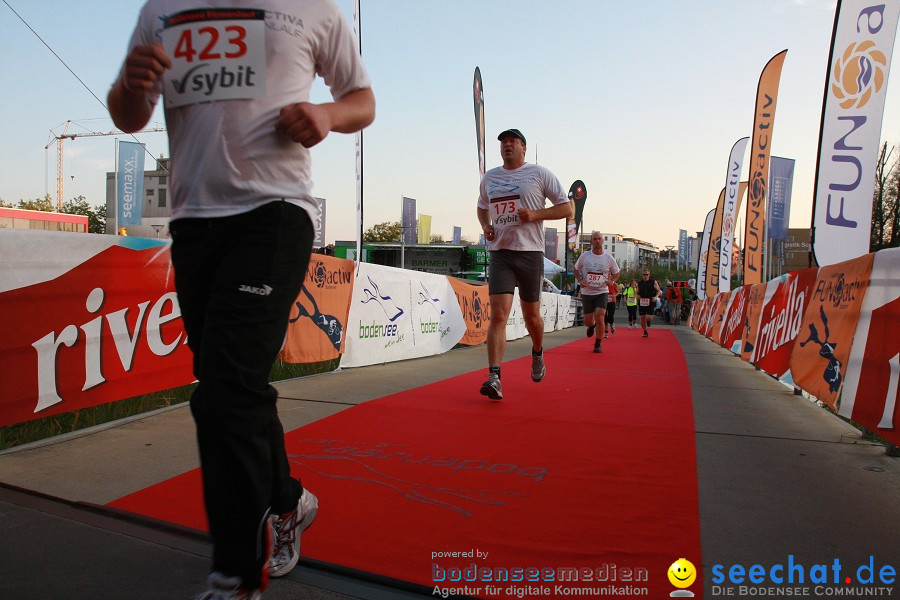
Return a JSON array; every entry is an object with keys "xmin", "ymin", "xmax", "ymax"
[
  {"xmin": 489, "ymin": 365, "xmax": 501, "ymax": 378},
  {"xmin": 532, "ymin": 347, "xmax": 543, "ymax": 356}
]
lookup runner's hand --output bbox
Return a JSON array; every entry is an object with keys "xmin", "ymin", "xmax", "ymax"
[
  {"xmin": 277, "ymin": 102, "xmax": 333, "ymax": 147},
  {"xmin": 121, "ymin": 44, "xmax": 171, "ymax": 92},
  {"xmin": 518, "ymin": 208, "xmax": 536, "ymax": 223}
]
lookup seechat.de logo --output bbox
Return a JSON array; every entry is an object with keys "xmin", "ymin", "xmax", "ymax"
[{"xmin": 831, "ymin": 41, "xmax": 887, "ymax": 109}]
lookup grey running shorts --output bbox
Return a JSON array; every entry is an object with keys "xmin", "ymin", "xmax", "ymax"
[
  {"xmin": 581, "ymin": 292, "xmax": 608, "ymax": 313},
  {"xmin": 488, "ymin": 250, "xmax": 543, "ymax": 302}
]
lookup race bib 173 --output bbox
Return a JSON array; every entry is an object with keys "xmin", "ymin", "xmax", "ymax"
[
  {"xmin": 490, "ymin": 195, "xmax": 520, "ymax": 227},
  {"xmin": 161, "ymin": 8, "xmax": 267, "ymax": 108}
]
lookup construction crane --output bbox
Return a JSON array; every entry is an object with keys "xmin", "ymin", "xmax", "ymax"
[{"xmin": 44, "ymin": 120, "xmax": 166, "ymax": 210}]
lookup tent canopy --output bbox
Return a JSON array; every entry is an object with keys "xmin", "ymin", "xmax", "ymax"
[{"xmin": 543, "ymin": 257, "xmax": 564, "ymax": 275}]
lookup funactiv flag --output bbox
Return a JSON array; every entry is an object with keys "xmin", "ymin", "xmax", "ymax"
[
  {"xmin": 743, "ymin": 50, "xmax": 788, "ymax": 285},
  {"xmin": 719, "ymin": 138, "xmax": 750, "ymax": 293},
  {"xmin": 811, "ymin": 1, "xmax": 900, "ymax": 266},
  {"xmin": 697, "ymin": 208, "xmax": 716, "ymax": 300},
  {"xmin": 705, "ymin": 188, "xmax": 726, "ymax": 297}
]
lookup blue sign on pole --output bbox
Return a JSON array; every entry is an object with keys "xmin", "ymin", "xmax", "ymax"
[{"xmin": 117, "ymin": 141, "xmax": 145, "ymax": 227}]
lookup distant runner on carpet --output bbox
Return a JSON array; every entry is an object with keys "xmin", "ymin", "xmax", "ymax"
[
  {"xmin": 476, "ymin": 128, "xmax": 573, "ymax": 400},
  {"xmin": 573, "ymin": 231, "xmax": 620, "ymax": 353}
]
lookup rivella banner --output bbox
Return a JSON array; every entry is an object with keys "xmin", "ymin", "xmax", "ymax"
[
  {"xmin": 743, "ymin": 50, "xmax": 787, "ymax": 285},
  {"xmin": 719, "ymin": 138, "xmax": 749, "ymax": 293},
  {"xmin": 117, "ymin": 141, "xmax": 145, "ymax": 227},
  {"xmin": 750, "ymin": 267, "xmax": 818, "ymax": 379},
  {"xmin": 838, "ymin": 247, "xmax": 900, "ymax": 446},
  {"xmin": 812, "ymin": 0, "xmax": 900, "ymax": 267},
  {"xmin": 0, "ymin": 230, "xmax": 194, "ymax": 427}
]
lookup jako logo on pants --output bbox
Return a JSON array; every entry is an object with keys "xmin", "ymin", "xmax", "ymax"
[{"xmin": 239, "ymin": 284, "xmax": 272, "ymax": 296}]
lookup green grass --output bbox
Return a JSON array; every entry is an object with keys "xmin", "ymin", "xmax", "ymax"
[{"xmin": 0, "ymin": 358, "xmax": 341, "ymax": 451}]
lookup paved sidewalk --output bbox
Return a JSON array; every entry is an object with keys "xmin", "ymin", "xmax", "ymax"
[{"xmin": 1, "ymin": 315, "xmax": 897, "ymax": 599}]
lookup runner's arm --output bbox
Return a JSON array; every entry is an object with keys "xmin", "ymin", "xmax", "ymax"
[
  {"xmin": 108, "ymin": 43, "xmax": 171, "ymax": 133},
  {"xmin": 477, "ymin": 207, "xmax": 496, "ymax": 241},
  {"xmin": 277, "ymin": 87, "xmax": 375, "ymax": 147},
  {"xmin": 518, "ymin": 202, "xmax": 573, "ymax": 224}
]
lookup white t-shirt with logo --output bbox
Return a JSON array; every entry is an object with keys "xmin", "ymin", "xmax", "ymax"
[
  {"xmin": 124, "ymin": 0, "xmax": 371, "ymax": 223},
  {"xmin": 574, "ymin": 251, "xmax": 619, "ymax": 296},
  {"xmin": 476, "ymin": 163, "xmax": 568, "ymax": 252}
]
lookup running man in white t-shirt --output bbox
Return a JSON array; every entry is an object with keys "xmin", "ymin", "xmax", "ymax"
[
  {"xmin": 574, "ymin": 231, "xmax": 620, "ymax": 353},
  {"xmin": 476, "ymin": 128, "xmax": 573, "ymax": 400},
  {"xmin": 108, "ymin": 2, "xmax": 375, "ymax": 596}
]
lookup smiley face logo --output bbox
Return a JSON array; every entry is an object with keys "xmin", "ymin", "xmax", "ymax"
[{"xmin": 668, "ymin": 558, "xmax": 697, "ymax": 589}]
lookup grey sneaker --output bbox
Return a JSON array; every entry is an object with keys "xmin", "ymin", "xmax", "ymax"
[
  {"xmin": 480, "ymin": 372, "xmax": 503, "ymax": 400},
  {"xmin": 531, "ymin": 353, "xmax": 546, "ymax": 382},
  {"xmin": 196, "ymin": 572, "xmax": 261, "ymax": 600},
  {"xmin": 269, "ymin": 488, "xmax": 318, "ymax": 578},
  {"xmin": 481, "ymin": 373, "xmax": 503, "ymax": 400}
]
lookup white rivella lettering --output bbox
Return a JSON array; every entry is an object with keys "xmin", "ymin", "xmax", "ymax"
[{"xmin": 31, "ymin": 287, "xmax": 184, "ymax": 413}]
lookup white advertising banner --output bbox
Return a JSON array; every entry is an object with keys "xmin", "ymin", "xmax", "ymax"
[
  {"xmin": 812, "ymin": 0, "xmax": 900, "ymax": 266},
  {"xmin": 340, "ymin": 263, "xmax": 466, "ymax": 368},
  {"xmin": 541, "ymin": 292, "xmax": 559, "ymax": 333},
  {"xmin": 505, "ymin": 289, "xmax": 527, "ymax": 341},
  {"xmin": 556, "ymin": 294, "xmax": 573, "ymax": 330},
  {"xmin": 719, "ymin": 137, "xmax": 749, "ymax": 293}
]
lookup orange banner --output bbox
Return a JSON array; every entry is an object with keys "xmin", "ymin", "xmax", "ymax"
[
  {"xmin": 789, "ymin": 254, "xmax": 873, "ymax": 409},
  {"xmin": 743, "ymin": 50, "xmax": 787, "ymax": 285},
  {"xmin": 709, "ymin": 291, "xmax": 731, "ymax": 345},
  {"xmin": 740, "ymin": 283, "xmax": 768, "ymax": 362},
  {"xmin": 280, "ymin": 255, "xmax": 355, "ymax": 364},
  {"xmin": 448, "ymin": 277, "xmax": 491, "ymax": 346}
]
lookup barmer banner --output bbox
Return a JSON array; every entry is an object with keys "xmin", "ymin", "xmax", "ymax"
[
  {"xmin": 117, "ymin": 141, "xmax": 145, "ymax": 227},
  {"xmin": 743, "ymin": 50, "xmax": 787, "ymax": 285},
  {"xmin": 812, "ymin": 0, "xmax": 900, "ymax": 266},
  {"xmin": 719, "ymin": 139, "xmax": 750, "ymax": 293}
]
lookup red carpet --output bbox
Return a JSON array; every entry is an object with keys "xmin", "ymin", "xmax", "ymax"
[{"xmin": 110, "ymin": 327, "xmax": 703, "ymax": 599}]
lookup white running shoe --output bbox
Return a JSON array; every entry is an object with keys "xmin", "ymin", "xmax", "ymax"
[
  {"xmin": 269, "ymin": 488, "xmax": 318, "ymax": 578},
  {"xmin": 196, "ymin": 572, "xmax": 261, "ymax": 600}
]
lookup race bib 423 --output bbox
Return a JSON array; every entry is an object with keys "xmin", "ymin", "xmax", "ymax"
[{"xmin": 161, "ymin": 8, "xmax": 267, "ymax": 108}]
